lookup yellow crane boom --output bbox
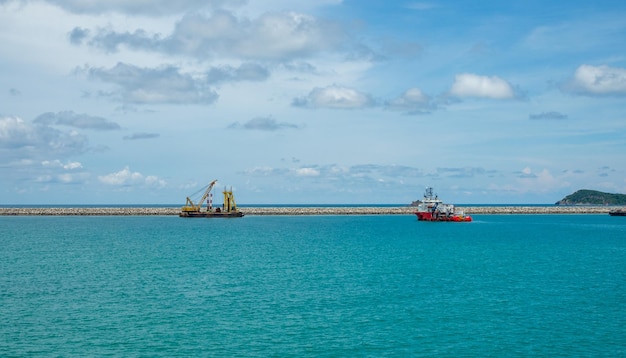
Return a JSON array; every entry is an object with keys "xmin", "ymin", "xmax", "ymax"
[{"xmin": 181, "ymin": 179, "xmax": 218, "ymax": 213}]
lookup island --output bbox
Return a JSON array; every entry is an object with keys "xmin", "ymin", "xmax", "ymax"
[{"xmin": 555, "ymin": 189, "xmax": 626, "ymax": 205}]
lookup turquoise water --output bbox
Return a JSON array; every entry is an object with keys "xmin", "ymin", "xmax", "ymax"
[{"xmin": 1, "ymin": 214, "xmax": 625, "ymax": 356}]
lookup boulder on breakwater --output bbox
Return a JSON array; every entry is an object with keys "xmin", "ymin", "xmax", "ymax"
[{"xmin": 0, "ymin": 206, "xmax": 619, "ymax": 216}]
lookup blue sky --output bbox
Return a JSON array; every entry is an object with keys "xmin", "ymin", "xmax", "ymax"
[{"xmin": 1, "ymin": 0, "xmax": 625, "ymax": 205}]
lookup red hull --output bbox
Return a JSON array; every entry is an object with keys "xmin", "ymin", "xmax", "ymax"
[{"xmin": 415, "ymin": 212, "xmax": 472, "ymax": 222}]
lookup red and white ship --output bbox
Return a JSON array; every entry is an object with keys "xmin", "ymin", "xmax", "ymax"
[{"xmin": 414, "ymin": 187, "xmax": 472, "ymax": 222}]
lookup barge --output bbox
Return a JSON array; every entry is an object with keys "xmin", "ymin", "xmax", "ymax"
[{"xmin": 180, "ymin": 179, "xmax": 244, "ymax": 218}]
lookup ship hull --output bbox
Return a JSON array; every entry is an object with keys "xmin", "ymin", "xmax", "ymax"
[
  {"xmin": 179, "ymin": 211, "xmax": 244, "ymax": 218},
  {"xmin": 609, "ymin": 210, "xmax": 626, "ymax": 216},
  {"xmin": 415, "ymin": 212, "xmax": 472, "ymax": 222}
]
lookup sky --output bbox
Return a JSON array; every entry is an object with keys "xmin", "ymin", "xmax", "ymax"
[{"xmin": 1, "ymin": 0, "xmax": 625, "ymax": 205}]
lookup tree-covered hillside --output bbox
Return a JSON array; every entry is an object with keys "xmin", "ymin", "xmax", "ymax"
[{"xmin": 555, "ymin": 189, "xmax": 626, "ymax": 205}]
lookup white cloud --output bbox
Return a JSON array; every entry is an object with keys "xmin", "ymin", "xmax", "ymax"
[
  {"xmin": 98, "ymin": 166, "xmax": 165, "ymax": 187},
  {"xmin": 41, "ymin": 160, "xmax": 83, "ymax": 169},
  {"xmin": 99, "ymin": 166, "xmax": 143, "ymax": 185},
  {"xmin": 563, "ymin": 64, "xmax": 626, "ymax": 96},
  {"xmin": 293, "ymin": 85, "xmax": 375, "ymax": 109},
  {"xmin": 34, "ymin": 170, "xmax": 90, "ymax": 184},
  {"xmin": 145, "ymin": 175, "xmax": 167, "ymax": 188},
  {"xmin": 295, "ymin": 167, "xmax": 320, "ymax": 176},
  {"xmin": 56, "ymin": 172, "xmax": 89, "ymax": 183},
  {"xmin": 42, "ymin": 160, "xmax": 62, "ymax": 167},
  {"xmin": 449, "ymin": 73, "xmax": 515, "ymax": 99},
  {"xmin": 64, "ymin": 161, "xmax": 83, "ymax": 169},
  {"xmin": 0, "ymin": 116, "xmax": 34, "ymax": 146},
  {"xmin": 396, "ymin": 88, "xmax": 428, "ymax": 104}
]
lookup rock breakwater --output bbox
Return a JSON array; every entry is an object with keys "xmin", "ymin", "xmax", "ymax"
[
  {"xmin": 0, "ymin": 207, "xmax": 180, "ymax": 216},
  {"xmin": 0, "ymin": 206, "xmax": 619, "ymax": 216}
]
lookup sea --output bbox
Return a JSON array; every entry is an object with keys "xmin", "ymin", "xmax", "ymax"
[{"xmin": 1, "ymin": 213, "xmax": 625, "ymax": 357}]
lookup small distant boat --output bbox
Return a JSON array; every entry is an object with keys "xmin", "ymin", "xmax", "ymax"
[
  {"xmin": 609, "ymin": 209, "xmax": 626, "ymax": 216},
  {"xmin": 414, "ymin": 187, "xmax": 472, "ymax": 222}
]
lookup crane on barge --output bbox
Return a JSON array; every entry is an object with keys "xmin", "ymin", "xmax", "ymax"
[
  {"xmin": 181, "ymin": 179, "xmax": 217, "ymax": 214},
  {"xmin": 180, "ymin": 179, "xmax": 244, "ymax": 218}
]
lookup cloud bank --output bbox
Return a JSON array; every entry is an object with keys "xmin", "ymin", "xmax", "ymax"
[
  {"xmin": 0, "ymin": 116, "xmax": 89, "ymax": 161},
  {"xmin": 33, "ymin": 111, "xmax": 121, "ymax": 130},
  {"xmin": 82, "ymin": 62, "xmax": 219, "ymax": 105},
  {"xmin": 72, "ymin": 10, "xmax": 345, "ymax": 62}
]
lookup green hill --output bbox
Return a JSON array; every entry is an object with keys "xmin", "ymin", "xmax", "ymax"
[{"xmin": 555, "ymin": 189, "xmax": 626, "ymax": 205}]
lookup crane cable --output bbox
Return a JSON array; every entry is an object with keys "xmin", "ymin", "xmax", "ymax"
[{"xmin": 188, "ymin": 183, "xmax": 211, "ymax": 202}]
